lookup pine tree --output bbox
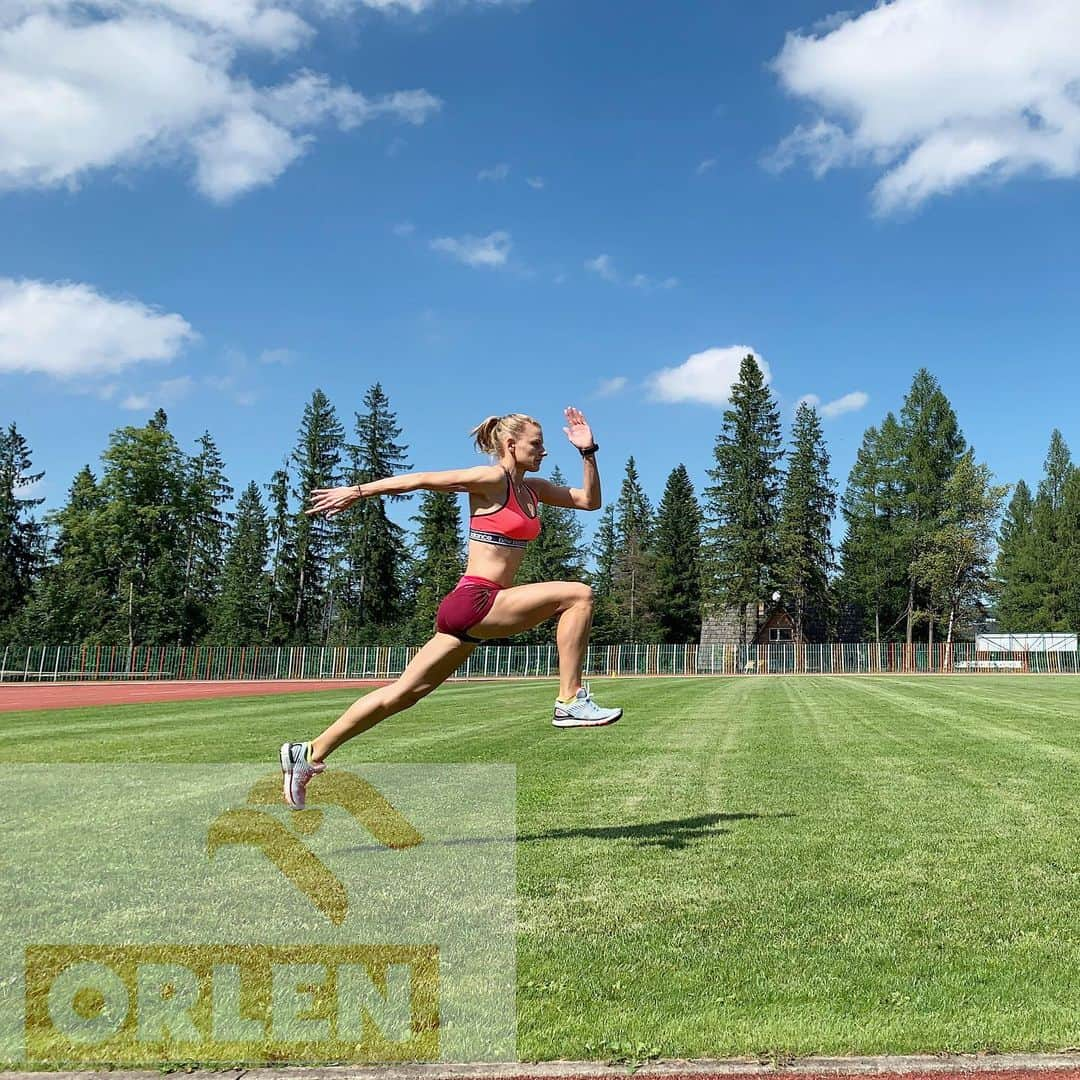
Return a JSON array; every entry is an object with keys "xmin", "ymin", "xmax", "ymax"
[
  {"xmin": 340, "ymin": 383, "xmax": 410, "ymax": 642},
  {"xmin": 284, "ymin": 390, "xmax": 345, "ymax": 642},
  {"xmin": 587, "ymin": 504, "xmax": 620, "ymax": 644},
  {"xmin": 209, "ymin": 481, "xmax": 271, "ymax": 644},
  {"xmin": 1058, "ymin": 466, "xmax": 1080, "ymax": 633},
  {"xmin": 20, "ymin": 468, "xmax": 111, "ymax": 645},
  {"xmin": 652, "ymin": 464, "xmax": 703, "ymax": 643},
  {"xmin": 408, "ymin": 491, "xmax": 464, "ymax": 642},
  {"xmin": 1032, "ymin": 430, "xmax": 1072, "ymax": 629},
  {"xmin": 701, "ymin": 354, "xmax": 784, "ymax": 644},
  {"xmin": 0, "ymin": 423, "xmax": 46, "ymax": 635},
  {"xmin": 264, "ymin": 462, "xmax": 293, "ymax": 643},
  {"xmin": 994, "ymin": 480, "xmax": 1041, "ymax": 630},
  {"xmin": 98, "ymin": 410, "xmax": 189, "ymax": 645},
  {"xmin": 777, "ymin": 402, "xmax": 836, "ymax": 646},
  {"xmin": 181, "ymin": 431, "xmax": 233, "ymax": 642},
  {"xmin": 610, "ymin": 456, "xmax": 658, "ymax": 641},
  {"xmin": 516, "ymin": 466, "xmax": 587, "ymax": 644},
  {"xmin": 896, "ymin": 369, "xmax": 967, "ymax": 646}
]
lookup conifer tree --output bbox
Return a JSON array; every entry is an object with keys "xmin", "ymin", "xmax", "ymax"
[
  {"xmin": 181, "ymin": 431, "xmax": 233, "ymax": 641},
  {"xmin": 896, "ymin": 369, "xmax": 967, "ymax": 645},
  {"xmin": 610, "ymin": 456, "xmax": 658, "ymax": 641},
  {"xmin": 264, "ymin": 462, "xmax": 293, "ymax": 643},
  {"xmin": 994, "ymin": 480, "xmax": 1040, "ymax": 631},
  {"xmin": 209, "ymin": 481, "xmax": 271, "ymax": 644},
  {"xmin": 652, "ymin": 464, "xmax": 702, "ymax": 643},
  {"xmin": 341, "ymin": 383, "xmax": 410, "ymax": 642},
  {"xmin": 587, "ymin": 504, "xmax": 620, "ymax": 644},
  {"xmin": 777, "ymin": 403, "xmax": 836, "ymax": 645},
  {"xmin": 407, "ymin": 491, "xmax": 464, "ymax": 642},
  {"xmin": 702, "ymin": 354, "xmax": 784, "ymax": 643},
  {"xmin": 0, "ymin": 423, "xmax": 45, "ymax": 635},
  {"xmin": 284, "ymin": 390, "xmax": 345, "ymax": 641},
  {"xmin": 516, "ymin": 466, "xmax": 587, "ymax": 644}
]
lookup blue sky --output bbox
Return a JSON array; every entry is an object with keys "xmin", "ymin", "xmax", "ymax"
[{"xmin": 4, "ymin": 0, "xmax": 1080, "ymax": 552}]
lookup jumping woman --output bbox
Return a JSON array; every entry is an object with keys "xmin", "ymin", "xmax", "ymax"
[{"xmin": 279, "ymin": 405, "xmax": 623, "ymax": 808}]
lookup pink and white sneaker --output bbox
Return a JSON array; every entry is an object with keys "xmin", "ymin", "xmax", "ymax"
[{"xmin": 279, "ymin": 741, "xmax": 326, "ymax": 809}]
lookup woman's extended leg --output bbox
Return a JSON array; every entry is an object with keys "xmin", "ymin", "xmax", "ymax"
[
  {"xmin": 471, "ymin": 581, "xmax": 620, "ymax": 727},
  {"xmin": 280, "ymin": 633, "xmax": 475, "ymax": 808}
]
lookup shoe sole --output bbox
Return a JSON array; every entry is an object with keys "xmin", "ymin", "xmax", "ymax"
[
  {"xmin": 279, "ymin": 742, "xmax": 298, "ymax": 808},
  {"xmin": 552, "ymin": 710, "xmax": 622, "ymax": 729}
]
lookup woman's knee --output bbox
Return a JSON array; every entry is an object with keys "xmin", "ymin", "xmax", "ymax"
[{"xmin": 565, "ymin": 582, "xmax": 594, "ymax": 609}]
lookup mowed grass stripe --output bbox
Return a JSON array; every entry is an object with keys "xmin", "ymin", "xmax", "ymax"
[{"xmin": 1, "ymin": 676, "xmax": 1078, "ymax": 1058}]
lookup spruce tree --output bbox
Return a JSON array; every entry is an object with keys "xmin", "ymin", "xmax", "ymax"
[
  {"xmin": 0, "ymin": 423, "xmax": 46, "ymax": 635},
  {"xmin": 181, "ymin": 431, "xmax": 233, "ymax": 642},
  {"xmin": 516, "ymin": 466, "xmax": 587, "ymax": 644},
  {"xmin": 20, "ymin": 467, "xmax": 110, "ymax": 644},
  {"xmin": 777, "ymin": 403, "xmax": 836, "ymax": 645},
  {"xmin": 284, "ymin": 390, "xmax": 345, "ymax": 642},
  {"xmin": 587, "ymin": 504, "xmax": 620, "ymax": 644},
  {"xmin": 610, "ymin": 456, "xmax": 658, "ymax": 641},
  {"xmin": 652, "ymin": 464, "xmax": 703, "ymax": 643},
  {"xmin": 98, "ymin": 410, "xmax": 189, "ymax": 645},
  {"xmin": 896, "ymin": 369, "xmax": 967, "ymax": 645},
  {"xmin": 702, "ymin": 354, "xmax": 783, "ymax": 644},
  {"xmin": 1032, "ymin": 430, "xmax": 1072, "ymax": 629},
  {"xmin": 209, "ymin": 481, "xmax": 271, "ymax": 644},
  {"xmin": 408, "ymin": 491, "xmax": 464, "ymax": 642},
  {"xmin": 263, "ymin": 463, "xmax": 293, "ymax": 643},
  {"xmin": 994, "ymin": 480, "xmax": 1041, "ymax": 630},
  {"xmin": 341, "ymin": 383, "xmax": 410, "ymax": 642}
]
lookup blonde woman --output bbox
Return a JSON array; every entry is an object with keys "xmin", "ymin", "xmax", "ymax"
[{"xmin": 279, "ymin": 406, "xmax": 622, "ymax": 808}]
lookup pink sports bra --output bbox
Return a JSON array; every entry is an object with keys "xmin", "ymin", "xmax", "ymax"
[{"xmin": 469, "ymin": 470, "xmax": 541, "ymax": 548}]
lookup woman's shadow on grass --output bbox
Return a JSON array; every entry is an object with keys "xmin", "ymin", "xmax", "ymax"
[{"xmin": 520, "ymin": 812, "xmax": 794, "ymax": 851}]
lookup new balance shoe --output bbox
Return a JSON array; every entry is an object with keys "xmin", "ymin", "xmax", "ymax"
[
  {"xmin": 552, "ymin": 684, "xmax": 622, "ymax": 728},
  {"xmin": 279, "ymin": 741, "xmax": 326, "ymax": 809}
]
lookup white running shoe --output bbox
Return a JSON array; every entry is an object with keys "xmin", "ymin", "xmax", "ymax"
[
  {"xmin": 279, "ymin": 741, "xmax": 326, "ymax": 809},
  {"xmin": 552, "ymin": 684, "xmax": 623, "ymax": 728}
]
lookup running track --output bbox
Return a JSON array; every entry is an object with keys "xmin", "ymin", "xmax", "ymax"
[{"xmin": 0, "ymin": 679, "xmax": 391, "ymax": 713}]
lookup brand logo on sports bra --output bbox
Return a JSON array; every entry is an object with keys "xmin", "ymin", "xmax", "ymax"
[{"xmin": 468, "ymin": 528, "xmax": 527, "ymax": 548}]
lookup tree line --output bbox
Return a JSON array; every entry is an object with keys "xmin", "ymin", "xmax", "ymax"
[{"xmin": 2, "ymin": 361, "xmax": 1077, "ymax": 647}]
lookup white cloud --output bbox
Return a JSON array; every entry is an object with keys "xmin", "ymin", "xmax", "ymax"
[
  {"xmin": 795, "ymin": 390, "xmax": 869, "ymax": 419},
  {"xmin": 770, "ymin": 0, "xmax": 1080, "ymax": 213},
  {"xmin": 647, "ymin": 346, "xmax": 770, "ymax": 408},
  {"xmin": 356, "ymin": 0, "xmax": 532, "ymax": 11},
  {"xmin": 585, "ymin": 254, "xmax": 618, "ymax": 282},
  {"xmin": 587, "ymin": 254, "xmax": 677, "ymax": 291},
  {"xmin": 431, "ymin": 230, "xmax": 511, "ymax": 268},
  {"xmin": 0, "ymin": 278, "xmax": 195, "ymax": 379},
  {"xmin": 477, "ymin": 162, "xmax": 510, "ymax": 182},
  {"xmin": 821, "ymin": 390, "xmax": 869, "ymax": 418},
  {"xmin": 121, "ymin": 375, "xmax": 194, "ymax": 411},
  {"xmin": 526, "ymin": 175, "xmax": 545, "ymax": 189},
  {"xmin": 0, "ymin": 5, "xmax": 441, "ymax": 201},
  {"xmin": 696, "ymin": 157, "xmax": 717, "ymax": 175},
  {"xmin": 595, "ymin": 376, "xmax": 627, "ymax": 397}
]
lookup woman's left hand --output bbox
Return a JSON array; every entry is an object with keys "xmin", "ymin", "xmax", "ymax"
[{"xmin": 562, "ymin": 405, "xmax": 595, "ymax": 450}]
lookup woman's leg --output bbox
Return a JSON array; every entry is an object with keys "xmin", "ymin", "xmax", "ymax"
[
  {"xmin": 314, "ymin": 633, "xmax": 476, "ymax": 758},
  {"xmin": 281, "ymin": 633, "xmax": 474, "ymax": 808},
  {"xmin": 470, "ymin": 580, "xmax": 593, "ymax": 699}
]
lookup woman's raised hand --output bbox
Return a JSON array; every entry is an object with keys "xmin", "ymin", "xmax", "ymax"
[
  {"xmin": 306, "ymin": 485, "xmax": 362, "ymax": 518},
  {"xmin": 562, "ymin": 405, "xmax": 595, "ymax": 450}
]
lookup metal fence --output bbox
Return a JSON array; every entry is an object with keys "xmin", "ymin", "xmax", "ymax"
[{"xmin": 3, "ymin": 642, "xmax": 1079, "ymax": 682}]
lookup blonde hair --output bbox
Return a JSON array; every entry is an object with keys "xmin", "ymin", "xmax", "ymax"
[{"xmin": 470, "ymin": 413, "xmax": 541, "ymax": 457}]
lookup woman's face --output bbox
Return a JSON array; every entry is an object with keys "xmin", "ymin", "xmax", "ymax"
[{"xmin": 511, "ymin": 424, "xmax": 546, "ymax": 471}]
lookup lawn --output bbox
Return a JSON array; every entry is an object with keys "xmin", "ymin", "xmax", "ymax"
[{"xmin": 2, "ymin": 675, "xmax": 1079, "ymax": 1060}]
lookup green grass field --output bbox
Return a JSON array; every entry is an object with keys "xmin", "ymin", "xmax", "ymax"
[{"xmin": 3, "ymin": 675, "xmax": 1079, "ymax": 1060}]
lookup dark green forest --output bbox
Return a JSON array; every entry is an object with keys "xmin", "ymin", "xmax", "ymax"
[{"xmin": 3, "ymin": 363, "xmax": 1077, "ymax": 646}]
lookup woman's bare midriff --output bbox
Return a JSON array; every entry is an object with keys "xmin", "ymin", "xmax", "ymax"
[{"xmin": 463, "ymin": 541, "xmax": 525, "ymax": 588}]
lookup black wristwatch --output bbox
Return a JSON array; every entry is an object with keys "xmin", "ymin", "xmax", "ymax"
[{"xmin": 579, "ymin": 443, "xmax": 599, "ymax": 457}]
